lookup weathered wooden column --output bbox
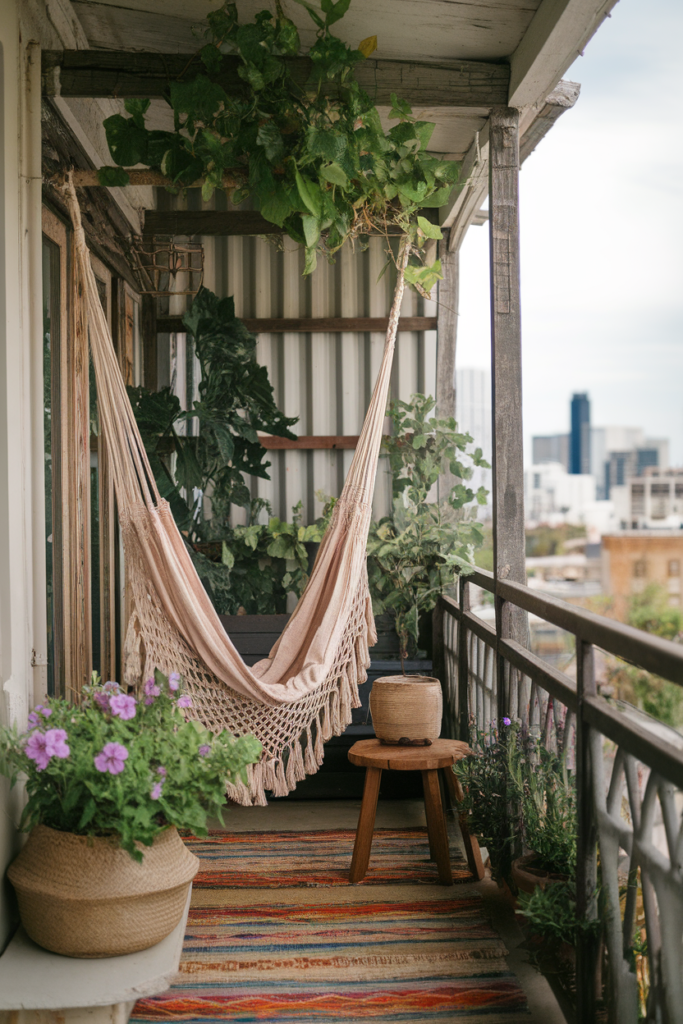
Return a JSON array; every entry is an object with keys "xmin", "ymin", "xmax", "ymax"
[
  {"xmin": 436, "ymin": 231, "xmax": 459, "ymax": 503},
  {"xmin": 488, "ymin": 106, "xmax": 527, "ymax": 721}
]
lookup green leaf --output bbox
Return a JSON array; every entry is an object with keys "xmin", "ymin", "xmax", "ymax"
[
  {"xmin": 417, "ymin": 215, "xmax": 442, "ymax": 240},
  {"xmin": 200, "ymin": 43, "xmax": 223, "ymax": 75},
  {"xmin": 259, "ymin": 189, "xmax": 295, "ymax": 228},
  {"xmin": 103, "ymin": 113, "xmax": 148, "ymax": 167},
  {"xmin": 295, "ymin": 170, "xmax": 322, "ymax": 218},
  {"xmin": 96, "ymin": 166, "xmax": 130, "ymax": 187},
  {"xmin": 320, "ymin": 162, "xmax": 348, "ymax": 188},
  {"xmin": 301, "ymin": 214, "xmax": 321, "ymax": 249},
  {"xmin": 256, "ymin": 122, "xmax": 285, "ymax": 164},
  {"xmin": 221, "ymin": 542, "xmax": 235, "ymax": 569},
  {"xmin": 124, "ymin": 98, "xmax": 151, "ymax": 129}
]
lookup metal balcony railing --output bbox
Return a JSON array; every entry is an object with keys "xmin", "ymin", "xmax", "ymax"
[{"xmin": 432, "ymin": 568, "xmax": 683, "ymax": 1024}]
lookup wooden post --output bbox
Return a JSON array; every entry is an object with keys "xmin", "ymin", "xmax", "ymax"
[
  {"xmin": 489, "ymin": 107, "xmax": 527, "ymax": 663},
  {"xmin": 436, "ymin": 233, "xmax": 459, "ymax": 503},
  {"xmin": 576, "ymin": 640, "xmax": 599, "ymax": 1021},
  {"xmin": 141, "ymin": 294, "xmax": 157, "ymax": 391},
  {"xmin": 457, "ymin": 577, "xmax": 471, "ymax": 742}
]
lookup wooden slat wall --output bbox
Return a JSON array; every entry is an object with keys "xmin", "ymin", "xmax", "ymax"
[{"xmin": 157, "ymin": 191, "xmax": 437, "ymax": 533}]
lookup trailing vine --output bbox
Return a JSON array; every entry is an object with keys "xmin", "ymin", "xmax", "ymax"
[{"xmin": 98, "ymin": 0, "xmax": 460, "ymax": 285}]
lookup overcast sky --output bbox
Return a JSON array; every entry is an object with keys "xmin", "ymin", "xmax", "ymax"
[{"xmin": 455, "ymin": 0, "xmax": 683, "ymax": 466}]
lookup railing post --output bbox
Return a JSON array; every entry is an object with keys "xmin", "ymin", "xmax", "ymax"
[
  {"xmin": 458, "ymin": 577, "xmax": 470, "ymax": 742},
  {"xmin": 432, "ymin": 598, "xmax": 447, "ymax": 731},
  {"xmin": 576, "ymin": 639, "xmax": 599, "ymax": 1021}
]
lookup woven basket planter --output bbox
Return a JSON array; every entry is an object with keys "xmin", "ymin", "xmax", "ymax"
[
  {"xmin": 369, "ymin": 675, "xmax": 443, "ymax": 744},
  {"xmin": 7, "ymin": 824, "xmax": 199, "ymax": 958}
]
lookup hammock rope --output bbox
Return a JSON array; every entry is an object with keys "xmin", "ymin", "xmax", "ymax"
[{"xmin": 63, "ymin": 176, "xmax": 409, "ymax": 805}]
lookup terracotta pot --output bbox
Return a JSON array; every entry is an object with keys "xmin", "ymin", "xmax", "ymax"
[
  {"xmin": 8, "ymin": 824, "xmax": 199, "ymax": 958},
  {"xmin": 369, "ymin": 675, "xmax": 442, "ymax": 744},
  {"xmin": 511, "ymin": 852, "xmax": 569, "ymax": 895}
]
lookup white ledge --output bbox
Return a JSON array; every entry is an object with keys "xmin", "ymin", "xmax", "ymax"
[{"xmin": 0, "ymin": 890, "xmax": 189, "ymax": 1011}]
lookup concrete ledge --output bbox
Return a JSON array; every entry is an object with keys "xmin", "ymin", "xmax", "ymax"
[{"xmin": 0, "ymin": 890, "xmax": 189, "ymax": 1024}]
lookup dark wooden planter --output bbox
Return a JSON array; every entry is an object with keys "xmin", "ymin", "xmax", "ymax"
[{"xmin": 511, "ymin": 853, "xmax": 569, "ymax": 895}]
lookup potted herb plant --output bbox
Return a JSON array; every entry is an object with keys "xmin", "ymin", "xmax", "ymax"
[{"xmin": 0, "ymin": 671, "xmax": 261, "ymax": 958}]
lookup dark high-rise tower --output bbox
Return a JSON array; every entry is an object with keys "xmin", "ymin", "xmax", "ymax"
[{"xmin": 570, "ymin": 393, "xmax": 590, "ymax": 474}]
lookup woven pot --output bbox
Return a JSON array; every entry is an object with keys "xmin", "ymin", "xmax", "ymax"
[
  {"xmin": 7, "ymin": 824, "xmax": 199, "ymax": 958},
  {"xmin": 369, "ymin": 675, "xmax": 443, "ymax": 744}
]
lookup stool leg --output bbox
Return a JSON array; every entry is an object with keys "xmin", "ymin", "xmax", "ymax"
[
  {"xmin": 443, "ymin": 767, "xmax": 485, "ymax": 881},
  {"xmin": 421, "ymin": 769, "xmax": 453, "ymax": 885},
  {"xmin": 349, "ymin": 767, "xmax": 382, "ymax": 883}
]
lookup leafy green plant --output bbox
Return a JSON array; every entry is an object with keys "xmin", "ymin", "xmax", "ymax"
[
  {"xmin": 367, "ymin": 394, "xmax": 488, "ymax": 664},
  {"xmin": 518, "ymin": 881, "xmax": 599, "ymax": 947},
  {"xmin": 129, "ymin": 287, "xmax": 297, "ymax": 536},
  {"xmin": 0, "ymin": 671, "xmax": 262, "ymax": 861},
  {"xmin": 453, "ymin": 720, "xmax": 523, "ymax": 884},
  {"xmin": 98, "ymin": 0, "xmax": 459, "ymax": 280},
  {"xmin": 607, "ymin": 583, "xmax": 683, "ymax": 728},
  {"xmin": 520, "ymin": 743, "xmax": 577, "ymax": 879}
]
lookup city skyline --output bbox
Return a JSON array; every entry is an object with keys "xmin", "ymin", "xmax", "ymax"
[{"xmin": 453, "ymin": 0, "xmax": 683, "ymax": 467}]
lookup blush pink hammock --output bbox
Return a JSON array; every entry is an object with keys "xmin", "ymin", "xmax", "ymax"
[{"xmin": 64, "ymin": 179, "xmax": 409, "ymax": 805}]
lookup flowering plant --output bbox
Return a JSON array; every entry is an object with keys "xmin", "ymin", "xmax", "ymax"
[{"xmin": 0, "ymin": 670, "xmax": 261, "ymax": 860}]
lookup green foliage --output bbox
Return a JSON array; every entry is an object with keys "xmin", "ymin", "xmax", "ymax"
[
  {"xmin": 454, "ymin": 721, "xmax": 577, "ymax": 884},
  {"xmin": 627, "ymin": 582, "xmax": 682, "ymax": 641},
  {"xmin": 100, "ymin": 1, "xmax": 459, "ymax": 280},
  {"xmin": 608, "ymin": 583, "xmax": 683, "ymax": 729},
  {"xmin": 453, "ymin": 722, "xmax": 522, "ymax": 884},
  {"xmin": 0, "ymin": 671, "xmax": 261, "ymax": 861},
  {"xmin": 367, "ymin": 394, "xmax": 489, "ymax": 662},
  {"xmin": 129, "ymin": 287, "xmax": 297, "ymax": 535},
  {"xmin": 525, "ymin": 523, "xmax": 586, "ymax": 558},
  {"xmin": 518, "ymin": 881, "xmax": 599, "ymax": 948},
  {"xmin": 190, "ymin": 498, "xmax": 335, "ymax": 615}
]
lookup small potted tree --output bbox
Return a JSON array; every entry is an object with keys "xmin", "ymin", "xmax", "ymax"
[{"xmin": 366, "ymin": 394, "xmax": 488, "ymax": 743}]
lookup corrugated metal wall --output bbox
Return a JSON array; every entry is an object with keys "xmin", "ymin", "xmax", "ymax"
[{"xmin": 159, "ymin": 189, "xmax": 437, "ymax": 527}]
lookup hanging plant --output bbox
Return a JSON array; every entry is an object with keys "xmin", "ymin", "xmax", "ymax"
[{"xmin": 97, "ymin": 0, "xmax": 460, "ymax": 282}]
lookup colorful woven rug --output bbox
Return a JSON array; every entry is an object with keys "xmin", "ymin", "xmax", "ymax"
[
  {"xmin": 131, "ymin": 827, "xmax": 529, "ymax": 1022},
  {"xmin": 189, "ymin": 827, "xmax": 474, "ymax": 888}
]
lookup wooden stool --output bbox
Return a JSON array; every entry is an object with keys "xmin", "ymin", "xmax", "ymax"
[{"xmin": 347, "ymin": 738, "xmax": 482, "ymax": 886}]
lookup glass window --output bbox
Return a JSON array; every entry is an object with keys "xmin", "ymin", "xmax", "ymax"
[
  {"xmin": 633, "ymin": 560, "xmax": 647, "ymax": 578},
  {"xmin": 668, "ymin": 560, "xmax": 680, "ymax": 577}
]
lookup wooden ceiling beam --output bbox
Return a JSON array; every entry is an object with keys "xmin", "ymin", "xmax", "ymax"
[
  {"xmin": 141, "ymin": 209, "xmax": 412, "ymax": 237},
  {"xmin": 42, "ymin": 50, "xmax": 510, "ymax": 108},
  {"xmin": 156, "ymin": 315, "xmax": 437, "ymax": 334}
]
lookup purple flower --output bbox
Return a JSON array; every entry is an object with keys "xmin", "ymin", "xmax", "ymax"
[
  {"xmin": 176, "ymin": 695, "xmax": 192, "ymax": 709},
  {"xmin": 27, "ymin": 712, "xmax": 39, "ymax": 728},
  {"xmin": 45, "ymin": 728, "xmax": 70, "ymax": 759},
  {"xmin": 109, "ymin": 693, "xmax": 137, "ymax": 720},
  {"xmin": 25, "ymin": 732, "xmax": 52, "ymax": 771},
  {"xmin": 94, "ymin": 742, "xmax": 129, "ymax": 775},
  {"xmin": 103, "ymin": 681, "xmax": 121, "ymax": 694},
  {"xmin": 198, "ymin": 744, "xmax": 211, "ymax": 757},
  {"xmin": 150, "ymin": 781, "xmax": 164, "ymax": 800},
  {"xmin": 503, "ymin": 717, "xmax": 511, "ymax": 726},
  {"xmin": 144, "ymin": 678, "xmax": 161, "ymax": 698},
  {"xmin": 168, "ymin": 672, "xmax": 180, "ymax": 692},
  {"xmin": 34, "ymin": 705, "xmax": 52, "ymax": 718},
  {"xmin": 156, "ymin": 766, "xmax": 167, "ymax": 777},
  {"xmin": 93, "ymin": 691, "xmax": 111, "ymax": 712}
]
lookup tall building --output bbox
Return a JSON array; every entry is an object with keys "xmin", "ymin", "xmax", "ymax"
[
  {"xmin": 532, "ymin": 433, "xmax": 569, "ymax": 469},
  {"xmin": 456, "ymin": 367, "xmax": 492, "ymax": 517},
  {"xmin": 570, "ymin": 393, "xmax": 591, "ymax": 474}
]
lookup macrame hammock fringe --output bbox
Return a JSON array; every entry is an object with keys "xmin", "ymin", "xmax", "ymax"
[{"xmin": 64, "ymin": 178, "xmax": 409, "ymax": 806}]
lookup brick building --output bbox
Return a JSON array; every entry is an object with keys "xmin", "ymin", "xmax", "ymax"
[{"xmin": 601, "ymin": 531, "xmax": 683, "ymax": 618}]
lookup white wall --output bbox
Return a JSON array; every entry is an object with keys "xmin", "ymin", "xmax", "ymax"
[{"xmin": 525, "ymin": 462, "xmax": 596, "ymax": 526}]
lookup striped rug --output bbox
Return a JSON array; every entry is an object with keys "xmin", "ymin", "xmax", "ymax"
[
  {"xmin": 131, "ymin": 828, "xmax": 528, "ymax": 1022},
  {"xmin": 189, "ymin": 827, "xmax": 474, "ymax": 888}
]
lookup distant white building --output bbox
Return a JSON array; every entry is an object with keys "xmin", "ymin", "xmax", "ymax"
[
  {"xmin": 456, "ymin": 368, "xmax": 492, "ymax": 517},
  {"xmin": 525, "ymin": 462, "xmax": 597, "ymax": 527},
  {"xmin": 611, "ymin": 468, "xmax": 683, "ymax": 530}
]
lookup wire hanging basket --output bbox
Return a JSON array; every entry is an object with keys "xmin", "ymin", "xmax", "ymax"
[{"xmin": 126, "ymin": 235, "xmax": 204, "ymax": 297}]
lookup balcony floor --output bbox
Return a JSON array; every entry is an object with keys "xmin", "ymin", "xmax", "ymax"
[{"xmin": 130, "ymin": 800, "xmax": 566, "ymax": 1024}]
